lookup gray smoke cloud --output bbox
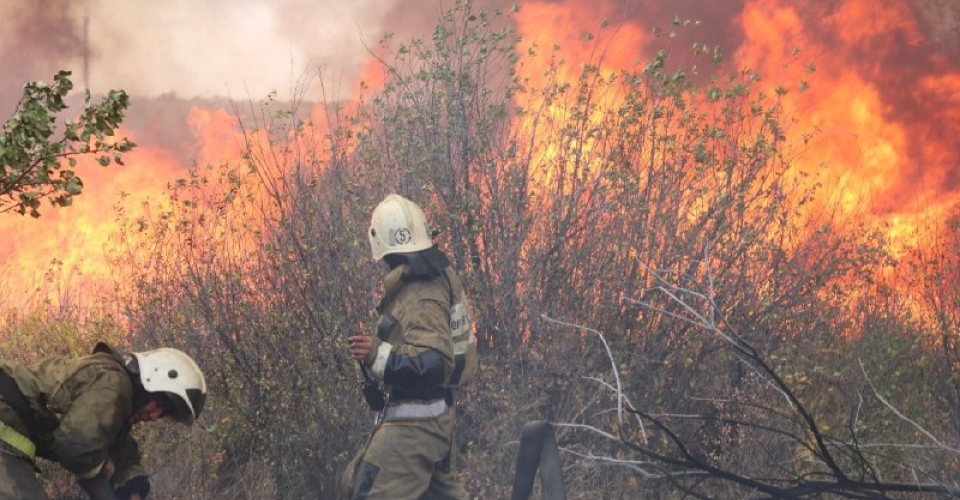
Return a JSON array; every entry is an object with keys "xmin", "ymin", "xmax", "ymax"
[
  {"xmin": 0, "ymin": 0, "xmax": 423, "ymax": 109},
  {"xmin": 3, "ymin": 0, "xmax": 956, "ymax": 102},
  {"xmin": 0, "ymin": 0, "xmax": 84, "ymax": 112}
]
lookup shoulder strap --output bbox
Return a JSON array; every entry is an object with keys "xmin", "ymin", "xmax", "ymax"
[
  {"xmin": 443, "ymin": 267, "xmax": 456, "ymax": 305},
  {"xmin": 0, "ymin": 369, "xmax": 35, "ymax": 428}
]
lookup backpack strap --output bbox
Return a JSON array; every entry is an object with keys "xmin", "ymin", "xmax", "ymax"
[
  {"xmin": 0, "ymin": 369, "xmax": 33, "ymax": 428},
  {"xmin": 442, "ymin": 267, "xmax": 456, "ymax": 305}
]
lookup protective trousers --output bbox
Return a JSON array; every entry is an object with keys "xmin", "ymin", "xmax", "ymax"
[
  {"xmin": 0, "ymin": 445, "xmax": 49, "ymax": 500},
  {"xmin": 348, "ymin": 407, "xmax": 467, "ymax": 500}
]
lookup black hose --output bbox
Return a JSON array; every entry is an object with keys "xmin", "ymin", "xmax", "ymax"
[{"xmin": 511, "ymin": 420, "xmax": 567, "ymax": 500}]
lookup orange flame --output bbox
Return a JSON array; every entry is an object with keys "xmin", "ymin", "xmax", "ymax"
[
  {"xmin": 515, "ymin": 1, "xmax": 651, "ymax": 83},
  {"xmin": 0, "ymin": 103, "xmax": 250, "ymax": 308},
  {"xmin": 510, "ymin": 0, "xmax": 959, "ymax": 254},
  {"xmin": 3, "ymin": 0, "xmax": 958, "ymax": 307},
  {"xmin": 734, "ymin": 0, "xmax": 960, "ymax": 252},
  {"xmin": 0, "ymin": 128, "xmax": 186, "ymax": 304}
]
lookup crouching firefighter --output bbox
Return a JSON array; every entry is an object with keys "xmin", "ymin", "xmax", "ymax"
[
  {"xmin": 344, "ymin": 194, "xmax": 478, "ymax": 500},
  {"xmin": 0, "ymin": 342, "xmax": 207, "ymax": 500}
]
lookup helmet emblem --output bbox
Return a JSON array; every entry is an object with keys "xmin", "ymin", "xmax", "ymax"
[{"xmin": 392, "ymin": 228, "xmax": 411, "ymax": 246}]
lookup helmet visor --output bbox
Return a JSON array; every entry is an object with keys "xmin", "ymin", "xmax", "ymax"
[
  {"xmin": 156, "ymin": 392, "xmax": 197, "ymax": 424},
  {"xmin": 187, "ymin": 388, "xmax": 206, "ymax": 419}
]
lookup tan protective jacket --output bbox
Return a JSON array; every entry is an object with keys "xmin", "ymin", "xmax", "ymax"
[
  {"xmin": 365, "ymin": 264, "xmax": 478, "ymax": 400},
  {"xmin": 0, "ymin": 344, "xmax": 145, "ymax": 485}
]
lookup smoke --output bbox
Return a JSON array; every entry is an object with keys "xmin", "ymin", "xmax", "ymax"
[
  {"xmin": 0, "ymin": 0, "xmax": 422, "ymax": 110},
  {"xmin": 0, "ymin": 0, "xmax": 84, "ymax": 112},
  {"xmin": 914, "ymin": 0, "xmax": 960, "ymax": 58}
]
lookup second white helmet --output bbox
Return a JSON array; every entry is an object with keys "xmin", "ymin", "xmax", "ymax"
[{"xmin": 369, "ymin": 194, "xmax": 433, "ymax": 261}]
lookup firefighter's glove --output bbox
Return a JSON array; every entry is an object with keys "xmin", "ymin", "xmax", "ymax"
[
  {"xmin": 77, "ymin": 473, "xmax": 119, "ymax": 500},
  {"xmin": 115, "ymin": 474, "xmax": 151, "ymax": 500}
]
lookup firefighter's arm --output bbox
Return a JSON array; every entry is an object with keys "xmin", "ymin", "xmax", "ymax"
[
  {"xmin": 109, "ymin": 432, "xmax": 151, "ymax": 499},
  {"xmin": 51, "ymin": 366, "xmax": 148, "ymax": 499},
  {"xmin": 51, "ymin": 369, "xmax": 132, "ymax": 480},
  {"xmin": 77, "ymin": 472, "xmax": 119, "ymax": 500},
  {"xmin": 365, "ymin": 295, "xmax": 455, "ymax": 390},
  {"xmin": 115, "ymin": 478, "xmax": 149, "ymax": 500}
]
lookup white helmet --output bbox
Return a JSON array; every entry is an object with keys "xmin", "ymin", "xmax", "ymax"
[
  {"xmin": 369, "ymin": 194, "xmax": 433, "ymax": 261},
  {"xmin": 132, "ymin": 348, "xmax": 207, "ymax": 424}
]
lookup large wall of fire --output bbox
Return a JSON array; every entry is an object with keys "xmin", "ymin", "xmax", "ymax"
[{"xmin": 1, "ymin": 0, "xmax": 957, "ymax": 298}]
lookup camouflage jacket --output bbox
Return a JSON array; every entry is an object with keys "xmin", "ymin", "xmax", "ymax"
[
  {"xmin": 0, "ymin": 343, "xmax": 146, "ymax": 485},
  {"xmin": 365, "ymin": 264, "xmax": 478, "ymax": 401}
]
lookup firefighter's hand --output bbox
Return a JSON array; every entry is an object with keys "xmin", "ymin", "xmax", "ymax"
[
  {"xmin": 115, "ymin": 475, "xmax": 150, "ymax": 500},
  {"xmin": 77, "ymin": 474, "xmax": 118, "ymax": 500},
  {"xmin": 348, "ymin": 335, "xmax": 374, "ymax": 362},
  {"xmin": 102, "ymin": 459, "xmax": 115, "ymax": 481}
]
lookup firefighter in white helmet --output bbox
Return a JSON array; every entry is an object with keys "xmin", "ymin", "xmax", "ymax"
[
  {"xmin": 0, "ymin": 342, "xmax": 207, "ymax": 500},
  {"xmin": 344, "ymin": 194, "xmax": 478, "ymax": 500}
]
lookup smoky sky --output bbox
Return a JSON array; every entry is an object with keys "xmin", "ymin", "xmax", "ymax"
[
  {"xmin": 4, "ymin": 0, "xmax": 955, "ymax": 102},
  {"xmin": 0, "ymin": 0, "xmax": 420, "ymax": 110},
  {"xmin": 0, "ymin": 0, "xmax": 749, "ymax": 110},
  {"xmin": 0, "ymin": 0, "xmax": 83, "ymax": 114}
]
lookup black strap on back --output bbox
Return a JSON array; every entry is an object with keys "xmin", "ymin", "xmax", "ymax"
[
  {"xmin": 0, "ymin": 369, "xmax": 34, "ymax": 429},
  {"xmin": 443, "ymin": 267, "xmax": 456, "ymax": 304},
  {"xmin": 511, "ymin": 420, "xmax": 567, "ymax": 500}
]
